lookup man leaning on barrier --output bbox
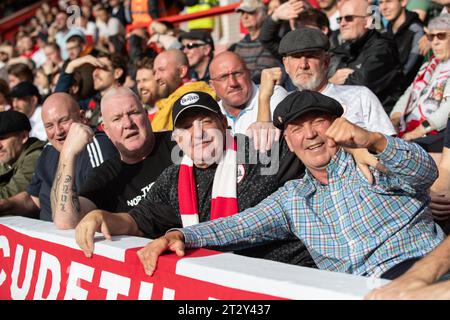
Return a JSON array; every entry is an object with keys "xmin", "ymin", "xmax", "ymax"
[
  {"xmin": 136, "ymin": 90, "xmax": 445, "ymax": 280},
  {"xmin": 75, "ymin": 90, "xmax": 315, "ymax": 267}
]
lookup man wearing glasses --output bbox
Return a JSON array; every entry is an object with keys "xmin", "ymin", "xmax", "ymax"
[
  {"xmin": 328, "ymin": 0, "xmax": 404, "ymax": 114},
  {"xmin": 178, "ymin": 30, "xmax": 215, "ymax": 82}
]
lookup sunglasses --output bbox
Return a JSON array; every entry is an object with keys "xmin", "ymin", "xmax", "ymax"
[
  {"xmin": 426, "ymin": 32, "xmax": 450, "ymax": 41},
  {"xmin": 336, "ymin": 15, "xmax": 367, "ymax": 24},
  {"xmin": 180, "ymin": 42, "xmax": 207, "ymax": 50}
]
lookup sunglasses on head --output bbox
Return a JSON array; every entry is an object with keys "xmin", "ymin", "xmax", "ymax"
[
  {"xmin": 336, "ymin": 15, "xmax": 367, "ymax": 24},
  {"xmin": 426, "ymin": 32, "xmax": 450, "ymax": 41},
  {"xmin": 180, "ymin": 42, "xmax": 207, "ymax": 50}
]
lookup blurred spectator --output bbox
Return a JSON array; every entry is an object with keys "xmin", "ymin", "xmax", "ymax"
[
  {"xmin": 0, "ymin": 111, "xmax": 45, "ymax": 199},
  {"xmin": 49, "ymin": 12, "xmax": 70, "ymax": 60},
  {"xmin": 135, "ymin": 57, "xmax": 160, "ymax": 122},
  {"xmin": 0, "ymin": 44, "xmax": 14, "ymax": 82},
  {"xmin": 9, "ymin": 82, "xmax": 46, "ymax": 141},
  {"xmin": 0, "ymin": 80, "xmax": 11, "ymax": 111},
  {"xmin": 390, "ymin": 14, "xmax": 450, "ymax": 151},
  {"xmin": 93, "ymin": 4, "xmax": 125, "ymax": 50},
  {"xmin": 74, "ymin": 14, "xmax": 99, "ymax": 46},
  {"xmin": 129, "ymin": 0, "xmax": 184, "ymax": 23},
  {"xmin": 151, "ymin": 49, "xmax": 216, "ymax": 132},
  {"xmin": 406, "ymin": 0, "xmax": 430, "ymax": 22},
  {"xmin": 209, "ymin": 51, "xmax": 287, "ymax": 135},
  {"xmin": 379, "ymin": 0, "xmax": 425, "ymax": 88},
  {"xmin": 328, "ymin": 0, "xmax": 404, "ymax": 114},
  {"xmin": 7, "ymin": 63, "xmax": 34, "ymax": 89},
  {"xmin": 109, "ymin": 0, "xmax": 132, "ymax": 26},
  {"xmin": 179, "ymin": 30, "xmax": 214, "ymax": 82},
  {"xmin": 55, "ymin": 52, "xmax": 128, "ymax": 128},
  {"xmin": 317, "ymin": 0, "xmax": 340, "ymax": 31},
  {"xmin": 229, "ymin": 0, "xmax": 282, "ymax": 85}
]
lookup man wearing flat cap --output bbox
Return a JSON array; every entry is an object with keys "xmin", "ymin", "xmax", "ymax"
[
  {"xmin": 75, "ymin": 90, "xmax": 315, "ymax": 269},
  {"xmin": 256, "ymin": 27, "xmax": 395, "ymax": 138},
  {"xmin": 138, "ymin": 90, "xmax": 445, "ymax": 281},
  {"xmin": 9, "ymin": 81, "xmax": 47, "ymax": 141},
  {"xmin": 0, "ymin": 111, "xmax": 45, "ymax": 199}
]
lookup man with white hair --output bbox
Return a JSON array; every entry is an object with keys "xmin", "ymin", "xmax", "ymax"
[{"xmin": 51, "ymin": 87, "xmax": 175, "ymax": 229}]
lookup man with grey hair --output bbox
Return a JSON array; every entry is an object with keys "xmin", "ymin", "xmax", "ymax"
[
  {"xmin": 229, "ymin": 0, "xmax": 282, "ymax": 84},
  {"xmin": 51, "ymin": 87, "xmax": 175, "ymax": 229}
]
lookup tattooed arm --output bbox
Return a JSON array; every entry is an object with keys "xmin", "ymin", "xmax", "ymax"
[{"xmin": 51, "ymin": 123, "xmax": 98, "ymax": 229}]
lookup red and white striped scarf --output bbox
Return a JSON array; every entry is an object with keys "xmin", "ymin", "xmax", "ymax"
[{"xmin": 178, "ymin": 134, "xmax": 238, "ymax": 227}]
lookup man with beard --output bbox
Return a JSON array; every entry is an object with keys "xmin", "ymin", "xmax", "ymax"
[
  {"xmin": 0, "ymin": 93, "xmax": 117, "ymax": 221},
  {"xmin": 55, "ymin": 52, "xmax": 127, "ymax": 128},
  {"xmin": 257, "ymin": 28, "xmax": 395, "ymax": 136},
  {"xmin": 135, "ymin": 57, "xmax": 159, "ymax": 122},
  {"xmin": 151, "ymin": 49, "xmax": 216, "ymax": 132}
]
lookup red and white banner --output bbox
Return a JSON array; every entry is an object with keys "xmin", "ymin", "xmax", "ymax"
[{"xmin": 0, "ymin": 217, "xmax": 377, "ymax": 300}]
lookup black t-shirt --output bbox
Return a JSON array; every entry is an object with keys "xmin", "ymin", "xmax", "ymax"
[
  {"xmin": 444, "ymin": 118, "xmax": 450, "ymax": 149},
  {"xmin": 79, "ymin": 131, "xmax": 176, "ymax": 212},
  {"xmin": 27, "ymin": 132, "xmax": 118, "ymax": 221},
  {"xmin": 129, "ymin": 135, "xmax": 315, "ymax": 267}
]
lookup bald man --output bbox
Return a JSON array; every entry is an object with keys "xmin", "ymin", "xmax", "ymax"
[
  {"xmin": 0, "ymin": 93, "xmax": 117, "ymax": 221},
  {"xmin": 51, "ymin": 87, "xmax": 175, "ymax": 229},
  {"xmin": 209, "ymin": 51, "xmax": 287, "ymax": 135},
  {"xmin": 328, "ymin": 0, "xmax": 404, "ymax": 114},
  {"xmin": 151, "ymin": 49, "xmax": 216, "ymax": 132}
]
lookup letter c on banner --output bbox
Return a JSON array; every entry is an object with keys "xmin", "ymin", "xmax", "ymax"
[{"xmin": 0, "ymin": 236, "xmax": 10, "ymax": 287}]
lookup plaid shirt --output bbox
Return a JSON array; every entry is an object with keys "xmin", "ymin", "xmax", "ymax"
[{"xmin": 181, "ymin": 136, "xmax": 445, "ymax": 276}]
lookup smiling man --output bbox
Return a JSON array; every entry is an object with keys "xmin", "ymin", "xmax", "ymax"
[
  {"xmin": 0, "ymin": 93, "xmax": 117, "ymax": 221},
  {"xmin": 75, "ymin": 91, "xmax": 314, "ymax": 268},
  {"xmin": 51, "ymin": 87, "xmax": 175, "ymax": 229},
  {"xmin": 136, "ymin": 90, "xmax": 445, "ymax": 280}
]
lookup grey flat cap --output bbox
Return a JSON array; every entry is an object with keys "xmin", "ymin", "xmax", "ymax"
[{"xmin": 278, "ymin": 28, "xmax": 330, "ymax": 56}]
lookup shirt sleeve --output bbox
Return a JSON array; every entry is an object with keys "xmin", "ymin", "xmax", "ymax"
[
  {"xmin": 361, "ymin": 87, "xmax": 396, "ymax": 136},
  {"xmin": 179, "ymin": 184, "xmax": 293, "ymax": 250},
  {"xmin": 376, "ymin": 135, "xmax": 438, "ymax": 191}
]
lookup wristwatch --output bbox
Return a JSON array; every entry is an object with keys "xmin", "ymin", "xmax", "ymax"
[{"xmin": 421, "ymin": 120, "xmax": 433, "ymax": 133}]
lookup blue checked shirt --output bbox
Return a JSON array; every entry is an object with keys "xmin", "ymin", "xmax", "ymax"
[{"xmin": 180, "ymin": 136, "xmax": 446, "ymax": 277}]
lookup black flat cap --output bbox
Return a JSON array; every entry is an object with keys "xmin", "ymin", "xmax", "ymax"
[
  {"xmin": 172, "ymin": 91, "xmax": 220, "ymax": 127},
  {"xmin": 0, "ymin": 110, "xmax": 31, "ymax": 135},
  {"xmin": 273, "ymin": 90, "xmax": 343, "ymax": 129},
  {"xmin": 178, "ymin": 30, "xmax": 214, "ymax": 51},
  {"xmin": 9, "ymin": 81, "xmax": 40, "ymax": 99},
  {"xmin": 278, "ymin": 28, "xmax": 330, "ymax": 56}
]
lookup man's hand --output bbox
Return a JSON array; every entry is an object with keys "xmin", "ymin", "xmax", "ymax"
[
  {"xmin": 329, "ymin": 68, "xmax": 354, "ymax": 85},
  {"xmin": 365, "ymin": 274, "xmax": 430, "ymax": 300},
  {"xmin": 75, "ymin": 210, "xmax": 112, "ymax": 258},
  {"xmin": 326, "ymin": 118, "xmax": 387, "ymax": 153},
  {"xmin": 390, "ymin": 112, "xmax": 402, "ymax": 132},
  {"xmin": 66, "ymin": 55, "xmax": 106, "ymax": 74},
  {"xmin": 259, "ymin": 68, "xmax": 282, "ymax": 101},
  {"xmin": 61, "ymin": 123, "xmax": 94, "ymax": 160},
  {"xmin": 429, "ymin": 190, "xmax": 450, "ymax": 221},
  {"xmin": 271, "ymin": 0, "xmax": 306, "ymax": 22},
  {"xmin": 246, "ymin": 121, "xmax": 281, "ymax": 152},
  {"xmin": 402, "ymin": 125, "xmax": 426, "ymax": 141},
  {"xmin": 137, "ymin": 231, "xmax": 185, "ymax": 276}
]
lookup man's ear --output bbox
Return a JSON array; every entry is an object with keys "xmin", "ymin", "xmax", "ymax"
[
  {"xmin": 284, "ymin": 131, "xmax": 294, "ymax": 153},
  {"xmin": 179, "ymin": 65, "xmax": 189, "ymax": 79},
  {"xmin": 20, "ymin": 130, "xmax": 29, "ymax": 144},
  {"xmin": 114, "ymin": 68, "xmax": 124, "ymax": 82}
]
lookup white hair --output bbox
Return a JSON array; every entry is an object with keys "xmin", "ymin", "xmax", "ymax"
[{"xmin": 428, "ymin": 14, "xmax": 450, "ymax": 31}]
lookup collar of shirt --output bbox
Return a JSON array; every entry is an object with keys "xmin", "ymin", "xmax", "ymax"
[{"xmin": 297, "ymin": 148, "xmax": 349, "ymax": 197}]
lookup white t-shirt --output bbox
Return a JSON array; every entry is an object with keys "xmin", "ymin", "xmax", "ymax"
[
  {"xmin": 29, "ymin": 106, "xmax": 47, "ymax": 141},
  {"xmin": 96, "ymin": 17, "xmax": 124, "ymax": 39},
  {"xmin": 321, "ymin": 83, "xmax": 396, "ymax": 136},
  {"xmin": 219, "ymin": 83, "xmax": 288, "ymax": 135},
  {"xmin": 329, "ymin": 10, "xmax": 340, "ymax": 32}
]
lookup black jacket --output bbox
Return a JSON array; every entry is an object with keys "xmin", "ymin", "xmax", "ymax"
[
  {"xmin": 329, "ymin": 29, "xmax": 404, "ymax": 114},
  {"xmin": 385, "ymin": 10, "xmax": 424, "ymax": 87}
]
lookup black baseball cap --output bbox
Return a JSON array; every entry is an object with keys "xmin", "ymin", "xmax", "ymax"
[
  {"xmin": 172, "ymin": 91, "xmax": 221, "ymax": 127},
  {"xmin": 0, "ymin": 110, "xmax": 31, "ymax": 135},
  {"xmin": 273, "ymin": 90, "xmax": 343, "ymax": 129}
]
